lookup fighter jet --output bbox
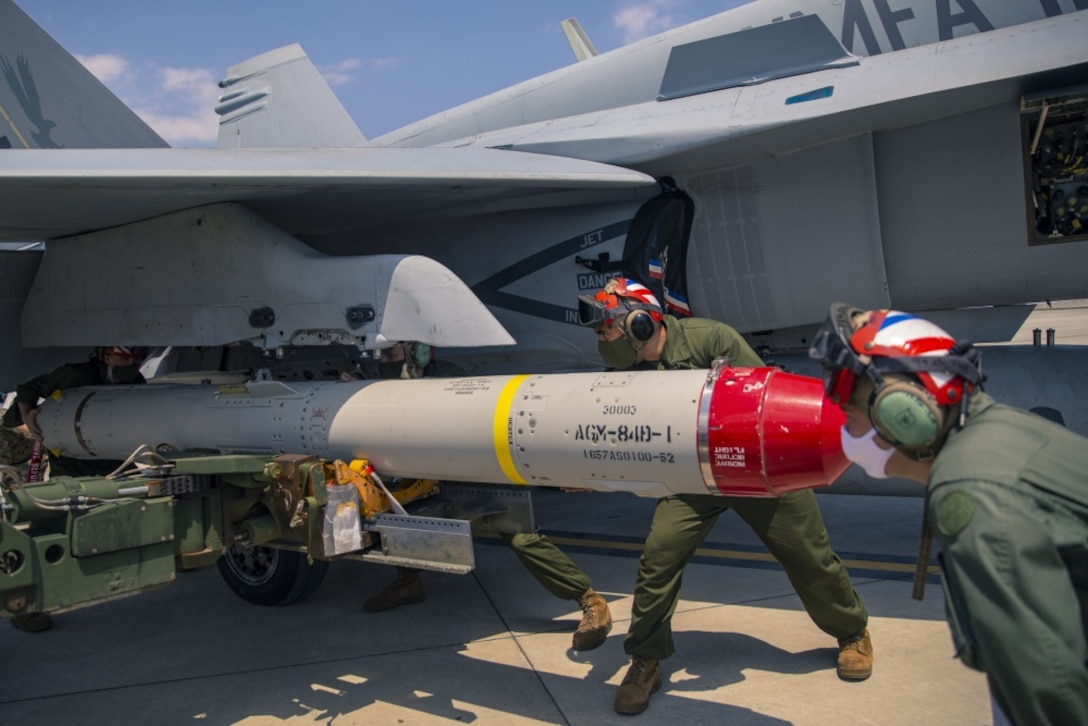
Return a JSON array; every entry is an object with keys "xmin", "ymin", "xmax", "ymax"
[
  {"xmin": 2, "ymin": 0, "xmax": 1088, "ymax": 389},
  {"xmin": 1, "ymin": 0, "xmax": 1086, "ymax": 615},
  {"xmin": 1, "ymin": 0, "xmax": 1087, "ymax": 410}
]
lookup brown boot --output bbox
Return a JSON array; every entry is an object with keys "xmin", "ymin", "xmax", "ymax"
[
  {"xmin": 837, "ymin": 628, "xmax": 873, "ymax": 680},
  {"xmin": 11, "ymin": 612, "xmax": 53, "ymax": 632},
  {"xmin": 572, "ymin": 588, "xmax": 613, "ymax": 651},
  {"xmin": 363, "ymin": 570, "xmax": 425, "ymax": 612},
  {"xmin": 614, "ymin": 655, "xmax": 662, "ymax": 715}
]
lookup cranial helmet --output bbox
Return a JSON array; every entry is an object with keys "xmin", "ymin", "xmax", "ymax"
[
  {"xmin": 577, "ymin": 278, "xmax": 664, "ymax": 342},
  {"xmin": 104, "ymin": 346, "xmax": 148, "ymax": 362},
  {"xmin": 809, "ymin": 303, "xmax": 984, "ymax": 453}
]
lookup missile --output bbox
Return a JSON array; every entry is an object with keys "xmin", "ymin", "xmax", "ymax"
[{"xmin": 36, "ymin": 366, "xmax": 848, "ymax": 499}]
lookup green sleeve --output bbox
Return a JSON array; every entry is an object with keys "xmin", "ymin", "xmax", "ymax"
[
  {"xmin": 935, "ymin": 483, "xmax": 1088, "ymax": 725},
  {"xmin": 5, "ymin": 363, "xmax": 97, "ymax": 427},
  {"xmin": 13, "ymin": 365, "xmax": 79, "ymax": 410},
  {"xmin": 709, "ymin": 325, "xmax": 764, "ymax": 368}
]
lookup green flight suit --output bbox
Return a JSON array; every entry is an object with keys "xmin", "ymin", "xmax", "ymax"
[
  {"xmin": 3, "ymin": 359, "xmax": 146, "ymax": 477},
  {"xmin": 928, "ymin": 392, "xmax": 1088, "ymax": 726},
  {"xmin": 624, "ymin": 316, "xmax": 868, "ymax": 659}
]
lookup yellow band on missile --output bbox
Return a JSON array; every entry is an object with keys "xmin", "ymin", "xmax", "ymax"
[{"xmin": 493, "ymin": 375, "xmax": 530, "ymax": 484}]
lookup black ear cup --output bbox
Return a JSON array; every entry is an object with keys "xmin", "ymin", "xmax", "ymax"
[
  {"xmin": 625, "ymin": 310, "xmax": 656, "ymax": 342},
  {"xmin": 869, "ymin": 381, "xmax": 945, "ymax": 449}
]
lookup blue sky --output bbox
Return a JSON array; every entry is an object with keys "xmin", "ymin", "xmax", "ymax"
[{"xmin": 16, "ymin": 0, "xmax": 750, "ymax": 146}]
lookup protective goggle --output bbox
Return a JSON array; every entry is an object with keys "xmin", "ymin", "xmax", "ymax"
[
  {"xmin": 577, "ymin": 294, "xmax": 621, "ymax": 328},
  {"xmin": 578, "ymin": 293, "xmax": 663, "ymax": 330},
  {"xmin": 809, "ymin": 303, "xmax": 872, "ymax": 402}
]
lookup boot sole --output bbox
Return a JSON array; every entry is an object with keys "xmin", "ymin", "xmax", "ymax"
[
  {"xmin": 837, "ymin": 667, "xmax": 872, "ymax": 681},
  {"xmin": 572, "ymin": 620, "xmax": 613, "ymax": 651},
  {"xmin": 614, "ymin": 670, "xmax": 662, "ymax": 715}
]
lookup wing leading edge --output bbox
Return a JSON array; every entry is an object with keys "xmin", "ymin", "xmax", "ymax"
[{"xmin": 0, "ymin": 147, "xmax": 655, "ymax": 241}]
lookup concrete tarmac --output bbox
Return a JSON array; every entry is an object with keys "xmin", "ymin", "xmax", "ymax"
[
  {"xmin": 0, "ymin": 488, "xmax": 991, "ymax": 726},
  {"xmin": 5, "ymin": 301, "xmax": 1083, "ymax": 724}
]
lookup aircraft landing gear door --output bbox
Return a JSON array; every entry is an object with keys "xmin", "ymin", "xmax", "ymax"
[{"xmin": 1023, "ymin": 88, "xmax": 1088, "ymax": 245}]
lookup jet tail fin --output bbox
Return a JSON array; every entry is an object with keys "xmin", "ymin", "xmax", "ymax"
[
  {"xmin": 561, "ymin": 18, "xmax": 599, "ymax": 62},
  {"xmin": 216, "ymin": 44, "xmax": 367, "ymax": 148},
  {"xmin": 0, "ymin": 0, "xmax": 167, "ymax": 149}
]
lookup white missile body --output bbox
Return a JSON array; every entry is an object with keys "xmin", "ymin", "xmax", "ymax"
[{"xmin": 36, "ymin": 367, "xmax": 848, "ymax": 499}]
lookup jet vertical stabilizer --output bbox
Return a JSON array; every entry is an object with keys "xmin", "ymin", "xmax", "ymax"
[
  {"xmin": 561, "ymin": 18, "xmax": 599, "ymax": 62},
  {"xmin": 216, "ymin": 44, "xmax": 367, "ymax": 149},
  {"xmin": 0, "ymin": 0, "xmax": 166, "ymax": 150}
]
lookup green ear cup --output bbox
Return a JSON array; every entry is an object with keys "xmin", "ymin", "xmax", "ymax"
[{"xmin": 873, "ymin": 388, "xmax": 940, "ymax": 448}]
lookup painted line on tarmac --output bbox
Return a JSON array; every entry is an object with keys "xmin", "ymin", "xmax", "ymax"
[{"xmin": 478, "ymin": 531, "xmax": 939, "ymax": 576}]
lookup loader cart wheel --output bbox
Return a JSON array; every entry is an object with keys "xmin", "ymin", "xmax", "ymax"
[{"xmin": 217, "ymin": 544, "xmax": 328, "ymax": 606}]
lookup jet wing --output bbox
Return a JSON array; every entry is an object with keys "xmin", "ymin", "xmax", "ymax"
[{"xmin": 0, "ymin": 147, "xmax": 655, "ymax": 241}]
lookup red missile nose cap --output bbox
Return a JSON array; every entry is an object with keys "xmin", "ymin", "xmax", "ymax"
[
  {"xmin": 817, "ymin": 391, "xmax": 850, "ymax": 483},
  {"xmin": 704, "ymin": 367, "xmax": 850, "ymax": 497}
]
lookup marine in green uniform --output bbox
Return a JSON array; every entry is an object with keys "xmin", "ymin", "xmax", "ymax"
[
  {"xmin": 810, "ymin": 303, "xmax": 1088, "ymax": 726},
  {"xmin": 2, "ymin": 345, "xmax": 148, "ymax": 632},
  {"xmin": 4, "ymin": 346, "xmax": 147, "ymax": 477},
  {"xmin": 579, "ymin": 279, "xmax": 872, "ymax": 715},
  {"xmin": 360, "ymin": 342, "xmax": 612, "ymax": 651}
]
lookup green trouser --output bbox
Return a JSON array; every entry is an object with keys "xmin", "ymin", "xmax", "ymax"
[
  {"xmin": 625, "ymin": 491, "xmax": 868, "ymax": 659},
  {"xmin": 391, "ymin": 532, "xmax": 591, "ymax": 595},
  {"xmin": 500, "ymin": 531, "xmax": 592, "ymax": 601}
]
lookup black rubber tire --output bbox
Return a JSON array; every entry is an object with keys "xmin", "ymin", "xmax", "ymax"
[{"xmin": 216, "ymin": 544, "xmax": 329, "ymax": 606}]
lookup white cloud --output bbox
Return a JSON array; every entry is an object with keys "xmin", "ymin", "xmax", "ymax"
[
  {"xmin": 319, "ymin": 57, "xmax": 361, "ymax": 86},
  {"xmin": 613, "ymin": 0, "xmax": 683, "ymax": 44},
  {"xmin": 75, "ymin": 53, "xmax": 130, "ymax": 85},
  {"xmin": 134, "ymin": 65, "xmax": 221, "ymax": 146},
  {"xmin": 160, "ymin": 66, "xmax": 216, "ymax": 92},
  {"xmin": 74, "ymin": 54, "xmax": 219, "ymax": 147},
  {"xmin": 319, "ymin": 56, "xmax": 394, "ymax": 86},
  {"xmin": 131, "ymin": 108, "xmax": 219, "ymax": 145}
]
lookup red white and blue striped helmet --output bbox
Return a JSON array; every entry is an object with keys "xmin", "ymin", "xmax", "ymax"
[
  {"xmin": 810, "ymin": 303, "xmax": 983, "ymax": 406},
  {"xmin": 848, "ymin": 310, "xmax": 965, "ymax": 405},
  {"xmin": 577, "ymin": 277, "xmax": 663, "ymax": 327}
]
